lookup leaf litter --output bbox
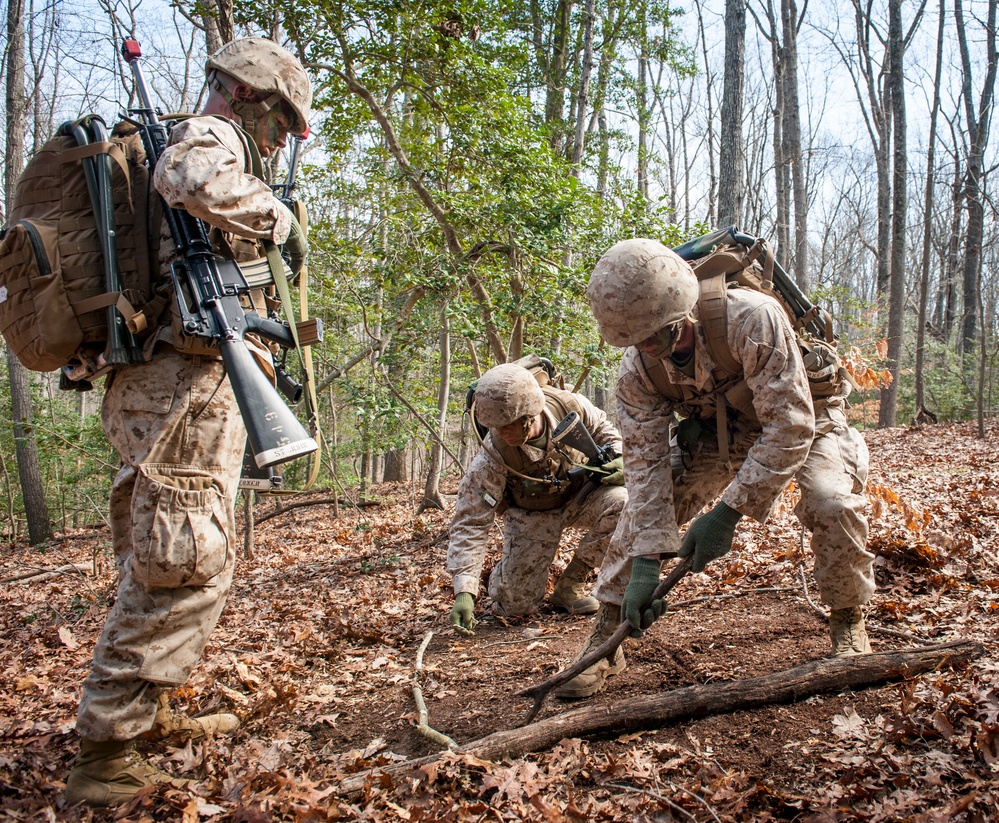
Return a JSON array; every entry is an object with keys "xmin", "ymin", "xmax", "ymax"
[{"xmin": 0, "ymin": 421, "xmax": 997, "ymax": 821}]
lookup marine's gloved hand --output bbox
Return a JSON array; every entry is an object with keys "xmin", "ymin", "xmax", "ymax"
[
  {"xmin": 283, "ymin": 212, "xmax": 309, "ymax": 276},
  {"xmin": 621, "ymin": 556, "xmax": 664, "ymax": 638},
  {"xmin": 599, "ymin": 455, "xmax": 625, "ymax": 485},
  {"xmin": 678, "ymin": 501, "xmax": 743, "ymax": 573},
  {"xmin": 450, "ymin": 592, "xmax": 478, "ymax": 637}
]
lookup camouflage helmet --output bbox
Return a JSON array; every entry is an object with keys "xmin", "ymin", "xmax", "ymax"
[
  {"xmin": 473, "ymin": 364, "xmax": 546, "ymax": 429},
  {"xmin": 588, "ymin": 239, "xmax": 699, "ymax": 347},
  {"xmin": 206, "ymin": 38, "xmax": 312, "ymax": 134}
]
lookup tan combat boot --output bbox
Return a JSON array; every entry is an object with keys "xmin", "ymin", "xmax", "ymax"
[
  {"xmin": 553, "ymin": 603, "xmax": 626, "ymax": 699},
  {"xmin": 550, "ymin": 557, "xmax": 600, "ymax": 615},
  {"xmin": 143, "ymin": 692, "xmax": 240, "ymax": 745},
  {"xmin": 830, "ymin": 606, "xmax": 872, "ymax": 657},
  {"xmin": 65, "ymin": 738, "xmax": 190, "ymax": 807}
]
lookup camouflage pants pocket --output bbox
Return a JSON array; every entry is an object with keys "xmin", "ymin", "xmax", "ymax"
[{"xmin": 130, "ymin": 464, "xmax": 229, "ymax": 589}]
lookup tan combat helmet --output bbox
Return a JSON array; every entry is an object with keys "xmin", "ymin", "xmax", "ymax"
[
  {"xmin": 206, "ymin": 37, "xmax": 312, "ymax": 134},
  {"xmin": 588, "ymin": 238, "xmax": 699, "ymax": 347},
  {"xmin": 473, "ymin": 364, "xmax": 546, "ymax": 428}
]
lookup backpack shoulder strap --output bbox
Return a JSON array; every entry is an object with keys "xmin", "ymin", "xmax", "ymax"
[
  {"xmin": 637, "ymin": 351, "xmax": 685, "ymax": 400},
  {"xmin": 541, "ymin": 385, "xmax": 582, "ymax": 423},
  {"xmin": 698, "ymin": 272, "xmax": 740, "ymax": 379}
]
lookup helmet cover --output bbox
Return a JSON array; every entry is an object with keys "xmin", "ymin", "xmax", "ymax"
[
  {"xmin": 588, "ymin": 239, "xmax": 699, "ymax": 347},
  {"xmin": 206, "ymin": 37, "xmax": 312, "ymax": 134},
  {"xmin": 473, "ymin": 364, "xmax": 546, "ymax": 428}
]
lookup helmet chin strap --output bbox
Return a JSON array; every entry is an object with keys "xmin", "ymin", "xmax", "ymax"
[{"xmin": 208, "ymin": 70, "xmax": 283, "ymax": 136}]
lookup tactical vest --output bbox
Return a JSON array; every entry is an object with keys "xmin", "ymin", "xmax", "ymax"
[
  {"xmin": 638, "ymin": 241, "xmax": 847, "ymax": 462},
  {"xmin": 492, "ymin": 386, "xmax": 588, "ymax": 512}
]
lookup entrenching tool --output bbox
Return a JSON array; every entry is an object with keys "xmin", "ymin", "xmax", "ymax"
[{"xmin": 518, "ymin": 554, "xmax": 694, "ymax": 724}]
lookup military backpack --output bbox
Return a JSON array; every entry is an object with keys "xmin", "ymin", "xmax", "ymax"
[
  {"xmin": 639, "ymin": 227, "xmax": 851, "ymax": 461},
  {"xmin": 0, "ymin": 116, "xmax": 165, "ymax": 377}
]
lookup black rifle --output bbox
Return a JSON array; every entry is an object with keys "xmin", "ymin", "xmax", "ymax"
[
  {"xmin": 240, "ymin": 133, "xmax": 312, "ymax": 492},
  {"xmin": 672, "ymin": 225, "xmax": 834, "ymax": 343},
  {"xmin": 552, "ymin": 411, "xmax": 618, "ymax": 503},
  {"xmin": 120, "ymin": 38, "xmax": 317, "ymax": 468}
]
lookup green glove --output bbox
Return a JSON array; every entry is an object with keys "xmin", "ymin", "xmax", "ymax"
[
  {"xmin": 599, "ymin": 455, "xmax": 625, "ymax": 485},
  {"xmin": 283, "ymin": 212, "xmax": 309, "ymax": 276},
  {"xmin": 621, "ymin": 556, "xmax": 664, "ymax": 638},
  {"xmin": 450, "ymin": 592, "xmax": 477, "ymax": 637},
  {"xmin": 678, "ymin": 502, "xmax": 743, "ymax": 573}
]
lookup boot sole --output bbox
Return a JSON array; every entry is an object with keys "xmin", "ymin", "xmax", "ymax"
[{"xmin": 550, "ymin": 600, "xmax": 600, "ymax": 615}]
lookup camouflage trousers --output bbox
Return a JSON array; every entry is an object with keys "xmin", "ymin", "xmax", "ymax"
[
  {"xmin": 75, "ymin": 350, "xmax": 246, "ymax": 742},
  {"xmin": 594, "ymin": 405, "xmax": 873, "ymax": 610},
  {"xmin": 487, "ymin": 484, "xmax": 627, "ymax": 616}
]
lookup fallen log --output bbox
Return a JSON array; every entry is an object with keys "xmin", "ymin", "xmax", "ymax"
[
  {"xmin": 335, "ymin": 639, "xmax": 982, "ymax": 797},
  {"xmin": 1, "ymin": 563, "xmax": 89, "ymax": 585}
]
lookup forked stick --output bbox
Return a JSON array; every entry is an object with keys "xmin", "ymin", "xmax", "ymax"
[{"xmin": 519, "ymin": 555, "xmax": 694, "ymax": 723}]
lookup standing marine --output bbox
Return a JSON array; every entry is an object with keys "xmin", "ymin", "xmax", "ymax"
[{"xmin": 66, "ymin": 38, "xmax": 312, "ymax": 806}]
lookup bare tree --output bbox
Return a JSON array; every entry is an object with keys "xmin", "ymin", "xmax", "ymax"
[
  {"xmin": 954, "ymin": 0, "xmax": 998, "ymax": 352},
  {"xmin": 751, "ymin": 0, "xmax": 808, "ymax": 281},
  {"xmin": 718, "ymin": 0, "xmax": 747, "ymax": 227},
  {"xmin": 692, "ymin": 0, "xmax": 720, "ymax": 227},
  {"xmin": 877, "ymin": 0, "xmax": 909, "ymax": 428},
  {"xmin": 914, "ymin": 0, "xmax": 947, "ymax": 419},
  {"xmin": 4, "ymin": 0, "xmax": 52, "ymax": 544}
]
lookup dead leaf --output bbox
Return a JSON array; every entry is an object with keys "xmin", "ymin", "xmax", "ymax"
[{"xmin": 57, "ymin": 625, "xmax": 79, "ymax": 650}]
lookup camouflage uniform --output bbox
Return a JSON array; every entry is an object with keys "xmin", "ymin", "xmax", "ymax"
[
  {"xmin": 75, "ymin": 116, "xmax": 293, "ymax": 741},
  {"xmin": 448, "ymin": 393, "xmax": 626, "ymax": 616},
  {"xmin": 593, "ymin": 289, "xmax": 874, "ymax": 610}
]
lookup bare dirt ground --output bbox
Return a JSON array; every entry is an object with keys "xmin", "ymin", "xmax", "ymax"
[{"xmin": 1, "ymin": 420, "xmax": 997, "ymax": 821}]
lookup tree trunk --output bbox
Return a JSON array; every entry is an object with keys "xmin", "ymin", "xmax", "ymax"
[
  {"xmin": 781, "ymin": 0, "xmax": 807, "ymax": 286},
  {"xmin": 636, "ymin": 3, "xmax": 650, "ymax": 203},
  {"xmin": 5, "ymin": 0, "xmax": 52, "ymax": 545},
  {"xmin": 382, "ymin": 355, "xmax": 409, "ymax": 483},
  {"xmin": 717, "ymin": 0, "xmax": 746, "ymax": 227},
  {"xmin": 534, "ymin": 0, "xmax": 573, "ymax": 155},
  {"xmin": 914, "ymin": 0, "xmax": 946, "ymax": 416},
  {"xmin": 215, "ymin": 0, "xmax": 234, "ymax": 45},
  {"xmin": 954, "ymin": 0, "xmax": 998, "ymax": 353},
  {"xmin": 570, "ymin": 0, "xmax": 595, "ymax": 171},
  {"xmin": 420, "ymin": 308, "xmax": 451, "ymax": 512},
  {"xmin": 766, "ymin": 3, "xmax": 790, "ymax": 267},
  {"xmin": 878, "ymin": 0, "xmax": 907, "ymax": 429},
  {"xmin": 692, "ymin": 0, "xmax": 718, "ymax": 227},
  {"xmin": 383, "ymin": 449, "xmax": 409, "ymax": 483},
  {"xmin": 940, "ymin": 154, "xmax": 964, "ymax": 342}
]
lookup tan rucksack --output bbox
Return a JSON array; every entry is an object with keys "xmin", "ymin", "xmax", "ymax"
[
  {"xmin": 641, "ymin": 227, "xmax": 847, "ymax": 401},
  {"xmin": 0, "ymin": 115, "xmax": 163, "ymax": 376},
  {"xmin": 639, "ymin": 228, "xmax": 850, "ymax": 461}
]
